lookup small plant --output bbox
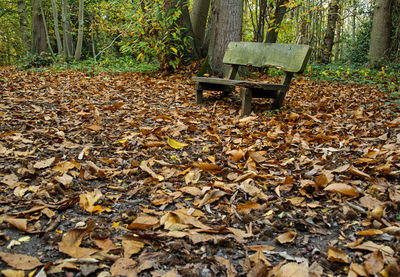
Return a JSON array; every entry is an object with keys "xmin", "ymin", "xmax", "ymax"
[{"xmin": 18, "ymin": 52, "xmax": 54, "ymax": 69}]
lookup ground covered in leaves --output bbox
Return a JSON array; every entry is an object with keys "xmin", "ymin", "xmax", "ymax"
[{"xmin": 0, "ymin": 66, "xmax": 399, "ymax": 277}]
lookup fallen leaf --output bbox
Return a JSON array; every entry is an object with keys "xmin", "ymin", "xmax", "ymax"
[
  {"xmin": 356, "ymin": 229, "xmax": 383, "ymax": 236},
  {"xmin": 0, "ymin": 252, "xmax": 42, "ymax": 270},
  {"xmin": 122, "ymin": 239, "xmax": 145, "ymax": 258},
  {"xmin": 1, "ymin": 269, "xmax": 25, "ymax": 277},
  {"xmin": 327, "ymin": 247, "xmax": 349, "ymax": 263},
  {"xmin": 364, "ymin": 250, "xmax": 384, "ymax": 275},
  {"xmin": 324, "ymin": 183, "xmax": 360, "ymax": 197},
  {"xmin": 33, "ymin": 157, "xmax": 56, "ymax": 169},
  {"xmin": 275, "ymin": 261, "xmax": 309, "ymax": 277},
  {"xmin": 167, "ymin": 137, "xmax": 188, "ymax": 149},
  {"xmin": 276, "ymin": 231, "xmax": 298, "ymax": 244},
  {"xmin": 110, "ymin": 258, "xmax": 137, "ymax": 277},
  {"xmin": 226, "ymin": 149, "xmax": 245, "ymax": 162}
]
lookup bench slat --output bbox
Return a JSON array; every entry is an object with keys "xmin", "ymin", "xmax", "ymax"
[
  {"xmin": 223, "ymin": 42, "xmax": 311, "ymax": 73},
  {"xmin": 192, "ymin": 77, "xmax": 288, "ymax": 91}
]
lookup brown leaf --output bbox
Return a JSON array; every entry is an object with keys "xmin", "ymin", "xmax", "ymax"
[
  {"xmin": 214, "ymin": 256, "xmax": 238, "ymax": 277},
  {"xmin": 110, "ymin": 258, "xmax": 137, "ymax": 277},
  {"xmin": 127, "ymin": 215, "xmax": 159, "ymax": 231},
  {"xmin": 0, "ymin": 252, "xmax": 42, "ymax": 270},
  {"xmin": 226, "ymin": 149, "xmax": 245, "ymax": 162},
  {"xmin": 193, "ymin": 162, "xmax": 221, "ymax": 171},
  {"xmin": 122, "ymin": 239, "xmax": 145, "ymax": 258},
  {"xmin": 58, "ymin": 221, "xmax": 97, "ymax": 258},
  {"xmin": 160, "ymin": 211, "xmax": 210, "ymax": 231},
  {"xmin": 1, "ymin": 269, "xmax": 25, "ymax": 277},
  {"xmin": 198, "ymin": 189, "xmax": 226, "ymax": 208},
  {"xmin": 363, "ymin": 250, "xmax": 384, "ymax": 275},
  {"xmin": 79, "ymin": 189, "xmax": 103, "ymax": 213},
  {"xmin": 276, "ymin": 231, "xmax": 298, "ymax": 244},
  {"xmin": 275, "ymin": 261, "xmax": 309, "ymax": 277},
  {"xmin": 324, "ymin": 183, "xmax": 360, "ymax": 197},
  {"xmin": 327, "ymin": 247, "xmax": 349, "ymax": 263},
  {"xmin": 356, "ymin": 229, "xmax": 383, "ymax": 236},
  {"xmin": 0, "ymin": 173, "xmax": 19, "ymax": 187},
  {"xmin": 33, "ymin": 157, "xmax": 56, "ymax": 169}
]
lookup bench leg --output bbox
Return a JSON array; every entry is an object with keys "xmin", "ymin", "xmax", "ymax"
[
  {"xmin": 195, "ymin": 83, "xmax": 203, "ymax": 104},
  {"xmin": 240, "ymin": 88, "xmax": 252, "ymax": 116}
]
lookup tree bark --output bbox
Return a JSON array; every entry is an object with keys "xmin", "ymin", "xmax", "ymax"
[
  {"xmin": 51, "ymin": 0, "xmax": 63, "ymax": 55},
  {"xmin": 369, "ymin": 0, "xmax": 393, "ymax": 67},
  {"xmin": 74, "ymin": 0, "xmax": 84, "ymax": 61},
  {"xmin": 319, "ymin": 0, "xmax": 340, "ymax": 63},
  {"xmin": 265, "ymin": 0, "xmax": 288, "ymax": 43},
  {"xmin": 40, "ymin": 1, "xmax": 55, "ymax": 56},
  {"xmin": 17, "ymin": 0, "xmax": 29, "ymax": 55},
  {"xmin": 208, "ymin": 0, "xmax": 243, "ymax": 76},
  {"xmin": 190, "ymin": 0, "xmax": 211, "ymax": 57},
  {"xmin": 62, "ymin": 0, "xmax": 74, "ymax": 58},
  {"xmin": 31, "ymin": 0, "xmax": 47, "ymax": 55}
]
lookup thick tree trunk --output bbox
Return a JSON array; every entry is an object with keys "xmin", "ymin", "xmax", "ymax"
[
  {"xmin": 31, "ymin": 0, "xmax": 47, "ymax": 55},
  {"xmin": 190, "ymin": 0, "xmax": 211, "ymax": 58},
  {"xmin": 51, "ymin": 0, "xmax": 63, "ymax": 55},
  {"xmin": 74, "ymin": 0, "xmax": 84, "ymax": 61},
  {"xmin": 319, "ymin": 0, "xmax": 340, "ymax": 63},
  {"xmin": 265, "ymin": 0, "xmax": 288, "ymax": 43},
  {"xmin": 369, "ymin": 0, "xmax": 393, "ymax": 67},
  {"xmin": 208, "ymin": 0, "xmax": 243, "ymax": 76},
  {"xmin": 18, "ymin": 0, "xmax": 29, "ymax": 55},
  {"xmin": 62, "ymin": 0, "xmax": 74, "ymax": 58}
]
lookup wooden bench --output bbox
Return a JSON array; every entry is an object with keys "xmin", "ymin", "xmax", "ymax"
[{"xmin": 192, "ymin": 42, "xmax": 312, "ymax": 116}]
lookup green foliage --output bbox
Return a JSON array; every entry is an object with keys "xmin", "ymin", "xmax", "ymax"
[
  {"xmin": 18, "ymin": 53, "xmax": 54, "ymax": 69},
  {"xmin": 342, "ymin": 19, "xmax": 372, "ymax": 65},
  {"xmin": 306, "ymin": 64, "xmax": 400, "ymax": 95},
  {"xmin": 46, "ymin": 57, "xmax": 159, "ymax": 73},
  {"xmin": 119, "ymin": 0, "xmax": 191, "ymax": 70}
]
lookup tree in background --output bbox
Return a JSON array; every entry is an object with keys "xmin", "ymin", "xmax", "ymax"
[
  {"xmin": 31, "ymin": 0, "xmax": 47, "ymax": 55},
  {"xmin": 208, "ymin": 0, "xmax": 243, "ymax": 76},
  {"xmin": 369, "ymin": 0, "xmax": 393, "ymax": 67},
  {"xmin": 319, "ymin": 0, "xmax": 340, "ymax": 63}
]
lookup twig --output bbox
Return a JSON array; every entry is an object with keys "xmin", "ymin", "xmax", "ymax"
[{"xmin": 344, "ymin": 200, "xmax": 367, "ymax": 215}]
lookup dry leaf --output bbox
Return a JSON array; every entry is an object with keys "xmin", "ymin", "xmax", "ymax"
[
  {"xmin": 356, "ymin": 229, "xmax": 383, "ymax": 236},
  {"xmin": 324, "ymin": 183, "xmax": 360, "ymax": 197},
  {"xmin": 110, "ymin": 258, "xmax": 137, "ymax": 277},
  {"xmin": 327, "ymin": 247, "xmax": 349, "ymax": 263},
  {"xmin": 1, "ymin": 269, "xmax": 25, "ymax": 277},
  {"xmin": 276, "ymin": 231, "xmax": 298, "ymax": 244},
  {"xmin": 0, "ymin": 252, "xmax": 42, "ymax": 270},
  {"xmin": 193, "ymin": 162, "xmax": 221, "ymax": 171},
  {"xmin": 226, "ymin": 149, "xmax": 245, "ymax": 162},
  {"xmin": 33, "ymin": 157, "xmax": 56, "ymax": 169},
  {"xmin": 275, "ymin": 261, "xmax": 309, "ymax": 277},
  {"xmin": 122, "ymin": 239, "xmax": 145, "ymax": 258},
  {"xmin": 364, "ymin": 250, "xmax": 384, "ymax": 275}
]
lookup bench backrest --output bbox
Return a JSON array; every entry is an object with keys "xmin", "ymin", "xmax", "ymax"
[{"xmin": 223, "ymin": 42, "xmax": 312, "ymax": 73}]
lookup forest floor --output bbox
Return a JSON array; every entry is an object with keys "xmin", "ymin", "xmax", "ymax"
[{"xmin": 0, "ymin": 66, "xmax": 399, "ymax": 277}]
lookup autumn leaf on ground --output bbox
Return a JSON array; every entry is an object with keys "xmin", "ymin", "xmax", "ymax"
[
  {"xmin": 79, "ymin": 189, "xmax": 103, "ymax": 213},
  {"xmin": 0, "ymin": 252, "xmax": 42, "ymax": 270},
  {"xmin": 167, "ymin": 137, "xmax": 188, "ymax": 149},
  {"xmin": 122, "ymin": 239, "xmax": 145, "ymax": 258},
  {"xmin": 324, "ymin": 183, "xmax": 360, "ymax": 197},
  {"xmin": 327, "ymin": 247, "xmax": 349, "ymax": 263},
  {"xmin": 275, "ymin": 261, "xmax": 309, "ymax": 277},
  {"xmin": 276, "ymin": 231, "xmax": 298, "ymax": 244},
  {"xmin": 110, "ymin": 258, "xmax": 137, "ymax": 277}
]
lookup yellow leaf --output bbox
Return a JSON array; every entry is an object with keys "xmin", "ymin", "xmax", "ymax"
[
  {"xmin": 167, "ymin": 137, "xmax": 188, "ymax": 149},
  {"xmin": 112, "ymin": 222, "xmax": 120, "ymax": 228},
  {"xmin": 171, "ymin": 47, "xmax": 178, "ymax": 55}
]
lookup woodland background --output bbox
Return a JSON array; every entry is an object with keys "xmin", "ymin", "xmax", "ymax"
[{"xmin": 0, "ymin": 0, "xmax": 399, "ymax": 77}]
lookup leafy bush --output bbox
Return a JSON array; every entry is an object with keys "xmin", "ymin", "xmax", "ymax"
[
  {"xmin": 18, "ymin": 52, "xmax": 54, "ymax": 69},
  {"xmin": 119, "ymin": 0, "xmax": 191, "ymax": 70}
]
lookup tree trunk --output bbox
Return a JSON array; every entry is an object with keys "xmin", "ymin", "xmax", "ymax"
[
  {"xmin": 190, "ymin": 0, "xmax": 211, "ymax": 58},
  {"xmin": 18, "ymin": 0, "xmax": 29, "ymax": 55},
  {"xmin": 40, "ymin": 1, "xmax": 55, "ymax": 56},
  {"xmin": 51, "ymin": 0, "xmax": 63, "ymax": 55},
  {"xmin": 74, "ymin": 0, "xmax": 84, "ymax": 61},
  {"xmin": 62, "ymin": 0, "xmax": 74, "ymax": 58},
  {"xmin": 369, "ymin": 0, "xmax": 393, "ymax": 67},
  {"xmin": 208, "ymin": 0, "xmax": 243, "ymax": 76},
  {"xmin": 265, "ymin": 0, "xmax": 288, "ymax": 43},
  {"xmin": 319, "ymin": 0, "xmax": 340, "ymax": 63},
  {"xmin": 31, "ymin": 0, "xmax": 47, "ymax": 55}
]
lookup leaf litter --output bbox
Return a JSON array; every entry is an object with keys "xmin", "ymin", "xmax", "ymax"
[{"xmin": 0, "ymin": 67, "xmax": 399, "ymax": 276}]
